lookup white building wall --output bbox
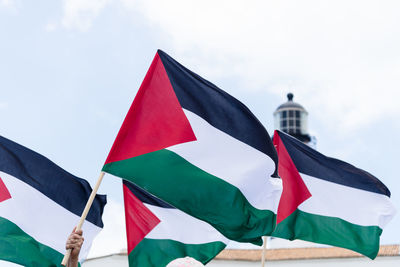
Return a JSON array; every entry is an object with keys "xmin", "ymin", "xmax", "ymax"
[
  {"xmin": 208, "ymin": 257, "xmax": 400, "ymax": 267},
  {"xmin": 82, "ymin": 255, "xmax": 400, "ymax": 267}
]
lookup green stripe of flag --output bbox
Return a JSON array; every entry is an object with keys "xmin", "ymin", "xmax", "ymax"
[
  {"xmin": 103, "ymin": 149, "xmax": 276, "ymax": 244},
  {"xmin": 0, "ymin": 216, "xmax": 73, "ymax": 267},
  {"xmin": 272, "ymin": 209, "xmax": 382, "ymax": 259},
  {"xmin": 128, "ymin": 238, "xmax": 226, "ymax": 267}
]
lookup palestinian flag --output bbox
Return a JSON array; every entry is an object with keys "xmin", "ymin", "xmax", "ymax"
[
  {"xmin": 0, "ymin": 135, "xmax": 106, "ymax": 266},
  {"xmin": 123, "ymin": 180, "xmax": 228, "ymax": 267},
  {"xmin": 272, "ymin": 130, "xmax": 396, "ymax": 259},
  {"xmin": 102, "ymin": 50, "xmax": 282, "ymax": 245}
]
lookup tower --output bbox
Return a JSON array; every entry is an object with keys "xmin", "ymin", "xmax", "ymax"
[{"xmin": 273, "ymin": 93, "xmax": 312, "ymax": 144}]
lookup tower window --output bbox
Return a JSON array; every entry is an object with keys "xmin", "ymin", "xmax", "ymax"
[{"xmin": 278, "ymin": 109, "xmax": 304, "ymax": 135}]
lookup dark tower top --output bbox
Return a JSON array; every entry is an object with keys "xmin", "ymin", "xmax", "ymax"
[{"xmin": 274, "ymin": 93, "xmax": 311, "ymax": 143}]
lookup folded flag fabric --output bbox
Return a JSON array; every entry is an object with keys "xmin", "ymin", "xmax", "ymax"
[
  {"xmin": 123, "ymin": 180, "xmax": 228, "ymax": 267},
  {"xmin": 102, "ymin": 49, "xmax": 282, "ymax": 245},
  {"xmin": 272, "ymin": 130, "xmax": 396, "ymax": 259},
  {"xmin": 0, "ymin": 135, "xmax": 107, "ymax": 266}
]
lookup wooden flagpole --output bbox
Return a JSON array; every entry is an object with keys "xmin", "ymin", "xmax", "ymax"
[
  {"xmin": 61, "ymin": 171, "xmax": 105, "ymax": 266},
  {"xmin": 261, "ymin": 236, "xmax": 267, "ymax": 267}
]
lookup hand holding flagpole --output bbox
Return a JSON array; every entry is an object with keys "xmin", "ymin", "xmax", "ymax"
[{"xmin": 61, "ymin": 172, "xmax": 105, "ymax": 266}]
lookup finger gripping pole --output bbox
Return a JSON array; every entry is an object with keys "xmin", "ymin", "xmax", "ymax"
[{"xmin": 61, "ymin": 172, "xmax": 105, "ymax": 266}]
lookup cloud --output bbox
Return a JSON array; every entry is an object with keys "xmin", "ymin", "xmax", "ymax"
[
  {"xmin": 0, "ymin": 0, "xmax": 19, "ymax": 11},
  {"xmin": 0, "ymin": 0, "xmax": 15, "ymax": 7},
  {"xmin": 61, "ymin": 0, "xmax": 112, "ymax": 32},
  {"xmin": 119, "ymin": 0, "xmax": 400, "ymax": 134},
  {"xmin": 56, "ymin": 0, "xmax": 400, "ymax": 133}
]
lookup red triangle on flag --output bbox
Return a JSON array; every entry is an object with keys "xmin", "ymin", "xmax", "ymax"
[
  {"xmin": 0, "ymin": 176, "xmax": 11, "ymax": 203},
  {"xmin": 123, "ymin": 183, "xmax": 161, "ymax": 254},
  {"xmin": 104, "ymin": 53, "xmax": 197, "ymax": 165},
  {"xmin": 273, "ymin": 131, "xmax": 311, "ymax": 224}
]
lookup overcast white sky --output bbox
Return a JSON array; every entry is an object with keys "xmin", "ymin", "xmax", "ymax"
[{"xmin": 0, "ymin": 0, "xmax": 399, "ymax": 261}]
